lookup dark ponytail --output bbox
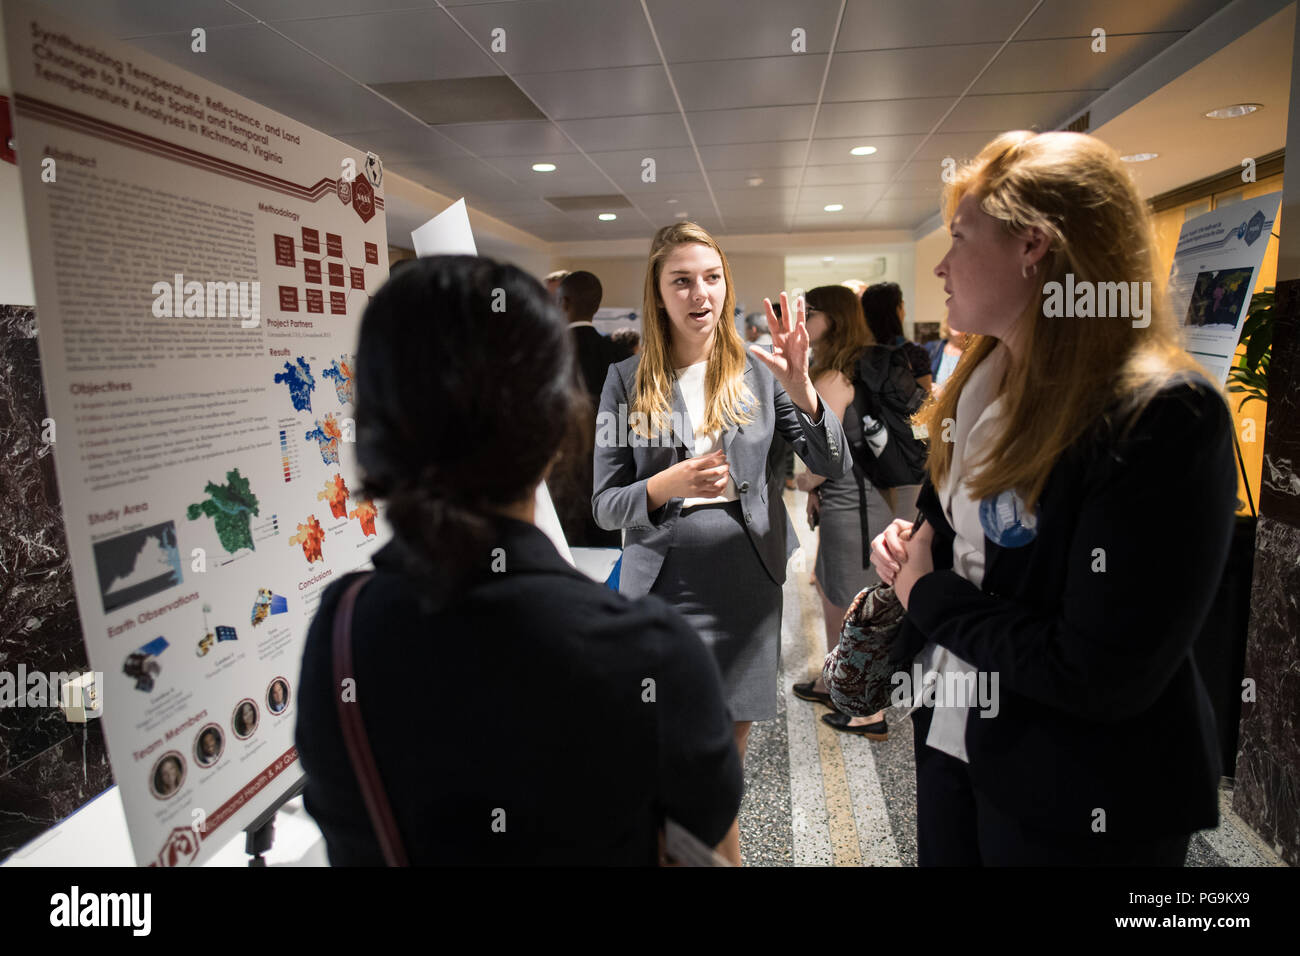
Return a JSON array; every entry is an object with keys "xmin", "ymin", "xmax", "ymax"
[{"xmin": 354, "ymin": 255, "xmax": 584, "ymax": 610}]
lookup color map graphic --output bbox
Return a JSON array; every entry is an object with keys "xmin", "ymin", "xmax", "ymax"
[
  {"xmin": 317, "ymin": 474, "xmax": 349, "ymax": 519},
  {"xmin": 274, "ymin": 357, "xmax": 315, "ymax": 412},
  {"xmin": 349, "ymin": 499, "xmax": 378, "ymax": 537},
  {"xmin": 305, "ymin": 413, "xmax": 342, "ymax": 465},
  {"xmin": 289, "ymin": 515, "xmax": 326, "ymax": 563},
  {"xmin": 321, "ymin": 355, "xmax": 354, "ymax": 406},
  {"xmin": 186, "ymin": 469, "xmax": 260, "ymax": 554}
]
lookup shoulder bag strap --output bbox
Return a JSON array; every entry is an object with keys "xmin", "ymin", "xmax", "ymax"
[{"xmin": 331, "ymin": 571, "xmax": 410, "ymax": 867}]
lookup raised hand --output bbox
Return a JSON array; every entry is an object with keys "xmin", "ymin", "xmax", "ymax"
[{"xmin": 750, "ymin": 291, "xmax": 818, "ymax": 414}]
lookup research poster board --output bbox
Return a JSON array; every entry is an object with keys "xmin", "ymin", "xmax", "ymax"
[
  {"xmin": 2, "ymin": 0, "xmax": 390, "ymax": 865},
  {"xmin": 1166, "ymin": 192, "xmax": 1281, "ymax": 386}
]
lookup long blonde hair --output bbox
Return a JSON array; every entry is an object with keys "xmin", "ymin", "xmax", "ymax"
[
  {"xmin": 917, "ymin": 130, "xmax": 1217, "ymax": 511},
  {"xmin": 633, "ymin": 222, "xmax": 755, "ymax": 438},
  {"xmin": 806, "ymin": 284, "xmax": 874, "ymax": 382}
]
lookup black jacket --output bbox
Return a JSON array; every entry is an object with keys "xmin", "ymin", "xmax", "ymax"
[
  {"xmin": 897, "ymin": 377, "xmax": 1237, "ymax": 838},
  {"xmin": 572, "ymin": 324, "xmax": 615, "ymax": 406},
  {"xmin": 295, "ymin": 516, "xmax": 742, "ymax": 865}
]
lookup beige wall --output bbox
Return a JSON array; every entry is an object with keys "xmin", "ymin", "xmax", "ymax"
[
  {"xmin": 552, "ymin": 252, "xmax": 786, "ymax": 326},
  {"xmin": 913, "ymin": 226, "xmax": 950, "ymax": 336}
]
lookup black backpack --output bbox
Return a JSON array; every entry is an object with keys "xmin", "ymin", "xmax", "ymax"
[{"xmin": 845, "ymin": 345, "xmax": 929, "ymax": 565}]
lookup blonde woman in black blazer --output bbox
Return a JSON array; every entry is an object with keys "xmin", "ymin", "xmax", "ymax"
[
  {"xmin": 594, "ymin": 222, "xmax": 852, "ymax": 761},
  {"xmin": 872, "ymin": 131, "xmax": 1236, "ymax": 865}
]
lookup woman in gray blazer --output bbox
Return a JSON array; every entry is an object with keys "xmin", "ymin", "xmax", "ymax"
[{"xmin": 593, "ymin": 222, "xmax": 852, "ymax": 760}]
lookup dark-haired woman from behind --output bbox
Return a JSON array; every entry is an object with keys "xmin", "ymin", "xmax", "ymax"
[{"xmin": 295, "ymin": 255, "xmax": 743, "ymax": 866}]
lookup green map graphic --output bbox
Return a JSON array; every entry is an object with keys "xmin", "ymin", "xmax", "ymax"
[{"xmin": 186, "ymin": 468, "xmax": 260, "ymax": 554}]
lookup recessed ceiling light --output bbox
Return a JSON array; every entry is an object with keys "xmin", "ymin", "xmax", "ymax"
[
  {"xmin": 598, "ymin": 213, "xmax": 617, "ymax": 221},
  {"xmin": 531, "ymin": 162, "xmax": 556, "ymax": 172},
  {"xmin": 824, "ymin": 203, "xmax": 844, "ymax": 212},
  {"xmin": 1120, "ymin": 152, "xmax": 1159, "ymax": 163},
  {"xmin": 823, "ymin": 256, "xmax": 834, "ymax": 262},
  {"xmin": 746, "ymin": 176, "xmax": 764, "ymax": 187},
  {"xmin": 850, "ymin": 146, "xmax": 877, "ymax": 156},
  {"xmin": 1205, "ymin": 103, "xmax": 1262, "ymax": 119},
  {"xmin": 666, "ymin": 198, "xmax": 678, "ymax": 204},
  {"xmin": 674, "ymin": 210, "xmax": 688, "ymax": 218}
]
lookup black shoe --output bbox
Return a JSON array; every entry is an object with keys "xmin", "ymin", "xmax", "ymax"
[
  {"xmin": 821, "ymin": 712, "xmax": 888, "ymax": 740},
  {"xmin": 792, "ymin": 680, "xmax": 834, "ymax": 707}
]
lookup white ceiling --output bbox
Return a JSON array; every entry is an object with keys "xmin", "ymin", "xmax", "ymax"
[{"xmin": 35, "ymin": 0, "xmax": 1273, "ymax": 244}]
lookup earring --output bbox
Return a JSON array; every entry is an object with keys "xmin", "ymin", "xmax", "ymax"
[{"xmin": 1021, "ymin": 262, "xmax": 1037, "ymax": 279}]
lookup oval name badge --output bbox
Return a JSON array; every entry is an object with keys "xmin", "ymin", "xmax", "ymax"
[{"xmin": 979, "ymin": 488, "xmax": 1038, "ymax": 547}]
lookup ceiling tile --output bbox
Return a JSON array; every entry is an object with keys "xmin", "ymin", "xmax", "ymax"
[
  {"xmin": 586, "ymin": 147, "xmax": 701, "ymax": 176},
  {"xmin": 942, "ymin": 91, "xmax": 1097, "ymax": 132},
  {"xmin": 806, "ymin": 135, "xmax": 925, "ymax": 164},
  {"xmin": 37, "ymin": 0, "xmax": 254, "ymax": 35},
  {"xmin": 688, "ymin": 106, "xmax": 816, "ymax": 145},
  {"xmin": 799, "ymin": 161, "xmax": 909, "ymax": 185},
  {"xmin": 513, "ymin": 65, "xmax": 678, "ymax": 120},
  {"xmin": 273, "ymin": 8, "xmax": 499, "ymax": 84},
  {"xmin": 670, "ymin": 56, "xmax": 828, "ymax": 111},
  {"xmin": 445, "ymin": 0, "xmax": 661, "ymax": 73},
  {"xmin": 1018, "ymin": 0, "xmax": 1234, "ymax": 40},
  {"xmin": 974, "ymin": 35, "xmax": 1181, "ymax": 97},
  {"xmin": 559, "ymin": 114, "xmax": 691, "ymax": 151},
  {"xmin": 646, "ymin": 0, "xmax": 844, "ymax": 61},
  {"xmin": 699, "ymin": 140, "xmax": 810, "ymax": 168},
  {"xmin": 836, "ymin": 0, "xmax": 1035, "ymax": 50},
  {"xmin": 238, "ymin": 0, "xmax": 434, "ymax": 20},
  {"xmin": 436, "ymin": 120, "xmax": 579, "ymax": 156},
  {"xmin": 911, "ymin": 130, "xmax": 1003, "ymax": 161},
  {"xmin": 708, "ymin": 167, "xmax": 807, "ymax": 189},
  {"xmin": 813, "ymin": 98, "xmax": 955, "ymax": 138},
  {"xmin": 824, "ymin": 45, "xmax": 1000, "ymax": 102}
]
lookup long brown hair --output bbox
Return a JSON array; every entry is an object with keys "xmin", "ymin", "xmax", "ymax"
[
  {"xmin": 917, "ymin": 130, "xmax": 1217, "ymax": 511},
  {"xmin": 633, "ymin": 222, "xmax": 754, "ymax": 438},
  {"xmin": 806, "ymin": 284, "xmax": 874, "ymax": 382}
]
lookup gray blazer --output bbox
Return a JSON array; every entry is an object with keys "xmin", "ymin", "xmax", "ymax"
[{"xmin": 592, "ymin": 352, "xmax": 853, "ymax": 598}]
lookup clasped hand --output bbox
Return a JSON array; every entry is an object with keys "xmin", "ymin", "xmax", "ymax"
[{"xmin": 869, "ymin": 518, "xmax": 935, "ymax": 610}]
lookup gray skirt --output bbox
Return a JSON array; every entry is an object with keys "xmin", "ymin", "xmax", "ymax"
[{"xmin": 650, "ymin": 500, "xmax": 781, "ymax": 722}]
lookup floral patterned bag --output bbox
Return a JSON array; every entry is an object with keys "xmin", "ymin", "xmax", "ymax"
[{"xmin": 821, "ymin": 513, "xmax": 925, "ymax": 716}]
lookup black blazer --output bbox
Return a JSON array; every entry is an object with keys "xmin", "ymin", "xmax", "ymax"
[
  {"xmin": 897, "ymin": 377, "xmax": 1236, "ymax": 838},
  {"xmin": 295, "ymin": 517, "xmax": 742, "ymax": 864},
  {"xmin": 572, "ymin": 324, "xmax": 615, "ymax": 406}
]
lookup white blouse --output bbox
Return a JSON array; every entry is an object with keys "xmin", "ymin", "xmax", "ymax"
[
  {"xmin": 675, "ymin": 360, "xmax": 740, "ymax": 507},
  {"xmin": 907, "ymin": 341, "xmax": 1011, "ymax": 762}
]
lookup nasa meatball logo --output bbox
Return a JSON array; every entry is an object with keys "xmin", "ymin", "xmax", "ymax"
[
  {"xmin": 352, "ymin": 176, "xmax": 375, "ymax": 223},
  {"xmin": 979, "ymin": 489, "xmax": 1038, "ymax": 548},
  {"xmin": 364, "ymin": 151, "xmax": 383, "ymax": 188}
]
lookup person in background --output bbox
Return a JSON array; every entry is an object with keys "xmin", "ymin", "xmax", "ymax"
[
  {"xmin": 871, "ymin": 130, "xmax": 1235, "ymax": 865},
  {"xmin": 744, "ymin": 313, "xmax": 772, "ymax": 348},
  {"xmin": 560, "ymin": 271, "xmax": 614, "ymax": 406},
  {"xmin": 926, "ymin": 316, "xmax": 969, "ymax": 393},
  {"xmin": 593, "ymin": 222, "xmax": 851, "ymax": 769},
  {"xmin": 545, "ymin": 269, "xmax": 570, "ymax": 301},
  {"xmin": 297, "ymin": 255, "xmax": 743, "ymax": 865},
  {"xmin": 553, "ymin": 270, "xmax": 621, "ymax": 547},
  {"xmin": 790, "ymin": 285, "xmax": 893, "ymax": 738},
  {"xmin": 610, "ymin": 327, "xmax": 642, "ymax": 362},
  {"xmin": 860, "ymin": 281, "xmax": 930, "ymax": 517}
]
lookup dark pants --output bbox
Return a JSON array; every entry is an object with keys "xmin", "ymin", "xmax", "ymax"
[{"xmin": 912, "ymin": 705, "xmax": 1191, "ymax": 866}]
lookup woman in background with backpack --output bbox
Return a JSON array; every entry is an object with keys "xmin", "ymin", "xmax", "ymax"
[
  {"xmin": 792, "ymin": 285, "xmax": 895, "ymax": 738},
  {"xmin": 862, "ymin": 282, "xmax": 933, "ymax": 517}
]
